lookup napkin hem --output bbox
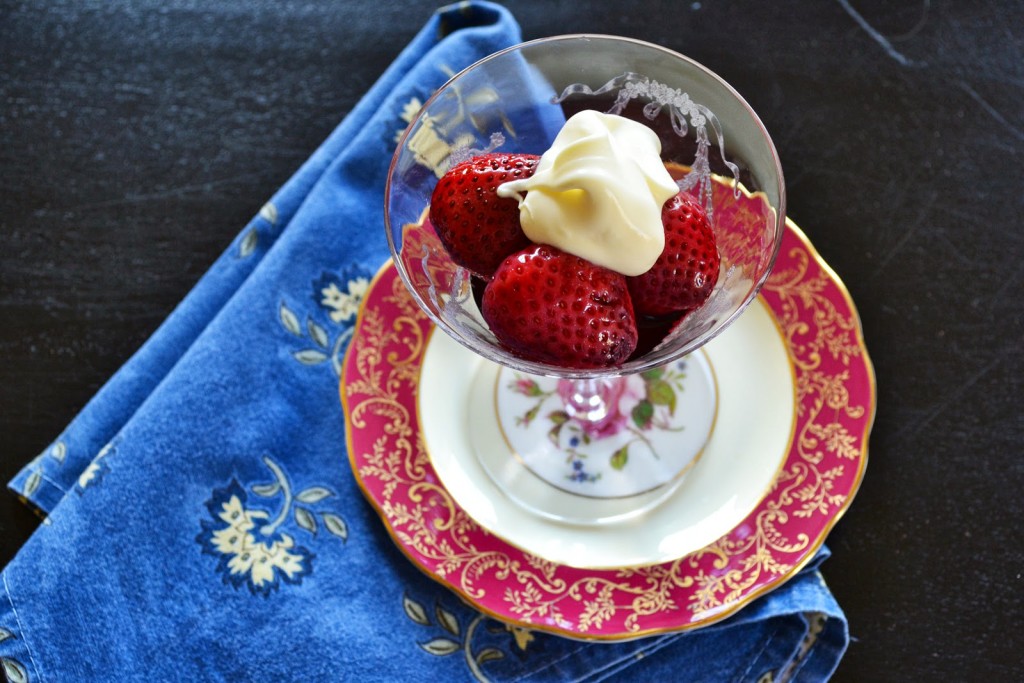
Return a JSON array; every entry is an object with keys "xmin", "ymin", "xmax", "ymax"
[
  {"xmin": 791, "ymin": 612, "xmax": 849, "ymax": 682},
  {"xmin": 9, "ymin": 466, "xmax": 66, "ymax": 519},
  {"xmin": 2, "ymin": 572, "xmax": 42, "ymax": 682}
]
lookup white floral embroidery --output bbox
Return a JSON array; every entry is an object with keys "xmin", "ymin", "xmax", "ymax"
[
  {"xmin": 199, "ymin": 456, "xmax": 347, "ymax": 595},
  {"xmin": 78, "ymin": 462, "xmax": 102, "ymax": 489},
  {"xmin": 398, "ymin": 66, "xmax": 515, "ymax": 177},
  {"xmin": 395, "ymin": 96, "xmax": 424, "ymax": 143},
  {"xmin": 211, "ymin": 495, "xmax": 306, "ymax": 589},
  {"xmin": 76, "ymin": 440, "xmax": 115, "ymax": 493},
  {"xmin": 320, "ymin": 277, "xmax": 369, "ymax": 323},
  {"xmin": 258, "ymin": 201, "xmax": 278, "ymax": 225}
]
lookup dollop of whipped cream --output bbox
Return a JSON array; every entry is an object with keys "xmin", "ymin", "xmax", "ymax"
[{"xmin": 496, "ymin": 110, "xmax": 678, "ymax": 276}]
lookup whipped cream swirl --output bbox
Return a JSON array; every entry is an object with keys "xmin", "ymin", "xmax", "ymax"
[{"xmin": 496, "ymin": 110, "xmax": 678, "ymax": 276}]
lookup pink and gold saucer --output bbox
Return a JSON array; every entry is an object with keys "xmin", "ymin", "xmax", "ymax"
[
  {"xmin": 342, "ymin": 219, "xmax": 875, "ymax": 640},
  {"xmin": 421, "ymin": 297, "xmax": 790, "ymax": 560}
]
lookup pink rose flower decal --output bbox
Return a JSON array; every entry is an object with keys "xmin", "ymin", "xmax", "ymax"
[{"xmin": 508, "ymin": 362, "xmax": 689, "ymax": 482}]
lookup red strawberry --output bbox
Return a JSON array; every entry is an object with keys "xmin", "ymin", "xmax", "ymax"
[
  {"xmin": 482, "ymin": 245, "xmax": 638, "ymax": 369},
  {"xmin": 429, "ymin": 153, "xmax": 540, "ymax": 278},
  {"xmin": 628, "ymin": 192, "xmax": 720, "ymax": 317}
]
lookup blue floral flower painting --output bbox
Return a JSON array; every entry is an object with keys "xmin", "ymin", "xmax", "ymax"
[
  {"xmin": 278, "ymin": 266, "xmax": 373, "ymax": 376},
  {"xmin": 197, "ymin": 456, "xmax": 349, "ymax": 597}
]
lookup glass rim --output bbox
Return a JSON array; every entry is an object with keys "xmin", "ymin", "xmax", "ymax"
[{"xmin": 384, "ymin": 33, "xmax": 787, "ymax": 379}]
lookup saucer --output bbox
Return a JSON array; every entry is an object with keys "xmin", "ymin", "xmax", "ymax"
[
  {"xmin": 419, "ymin": 296, "xmax": 793, "ymax": 566},
  {"xmin": 342, "ymin": 218, "xmax": 875, "ymax": 639}
]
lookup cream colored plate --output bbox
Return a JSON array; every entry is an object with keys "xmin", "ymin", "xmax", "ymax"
[{"xmin": 419, "ymin": 297, "xmax": 794, "ymax": 569}]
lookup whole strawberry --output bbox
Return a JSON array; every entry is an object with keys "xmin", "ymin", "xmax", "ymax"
[
  {"xmin": 628, "ymin": 192, "xmax": 720, "ymax": 317},
  {"xmin": 429, "ymin": 153, "xmax": 540, "ymax": 278},
  {"xmin": 482, "ymin": 245, "xmax": 638, "ymax": 369}
]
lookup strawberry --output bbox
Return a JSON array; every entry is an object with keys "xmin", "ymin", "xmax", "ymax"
[
  {"xmin": 482, "ymin": 245, "xmax": 638, "ymax": 369},
  {"xmin": 429, "ymin": 153, "xmax": 540, "ymax": 278},
  {"xmin": 627, "ymin": 192, "xmax": 720, "ymax": 317}
]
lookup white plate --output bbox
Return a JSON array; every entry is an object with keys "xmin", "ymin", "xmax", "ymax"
[{"xmin": 418, "ymin": 297, "xmax": 794, "ymax": 569}]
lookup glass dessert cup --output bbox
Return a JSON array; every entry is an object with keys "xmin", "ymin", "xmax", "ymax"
[{"xmin": 385, "ymin": 35, "xmax": 785, "ymax": 525}]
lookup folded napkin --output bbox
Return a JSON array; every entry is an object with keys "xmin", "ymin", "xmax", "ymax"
[{"xmin": 2, "ymin": 3, "xmax": 848, "ymax": 681}]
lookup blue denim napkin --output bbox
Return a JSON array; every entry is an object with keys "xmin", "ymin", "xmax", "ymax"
[{"xmin": 2, "ymin": 3, "xmax": 848, "ymax": 681}]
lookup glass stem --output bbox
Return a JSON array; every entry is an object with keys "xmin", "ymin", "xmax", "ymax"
[{"xmin": 562, "ymin": 378, "xmax": 618, "ymax": 424}]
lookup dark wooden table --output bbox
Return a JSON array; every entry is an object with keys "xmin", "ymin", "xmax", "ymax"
[{"xmin": 2, "ymin": 1, "xmax": 1021, "ymax": 680}]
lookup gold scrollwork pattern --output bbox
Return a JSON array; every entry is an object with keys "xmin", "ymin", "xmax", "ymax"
[
  {"xmin": 659, "ymin": 223, "xmax": 874, "ymax": 620},
  {"xmin": 343, "ymin": 217, "xmax": 872, "ymax": 638}
]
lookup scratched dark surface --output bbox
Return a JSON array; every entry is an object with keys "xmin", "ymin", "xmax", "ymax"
[{"xmin": 1, "ymin": 1, "xmax": 1021, "ymax": 680}]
